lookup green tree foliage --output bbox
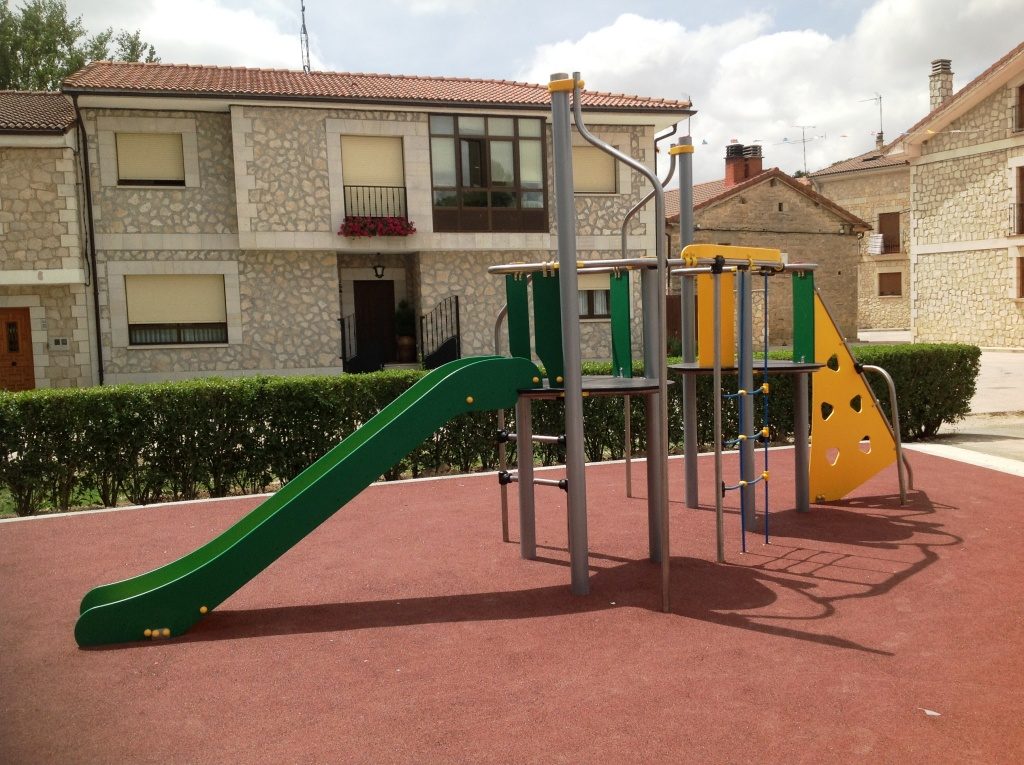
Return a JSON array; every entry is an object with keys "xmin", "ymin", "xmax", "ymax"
[{"xmin": 0, "ymin": 0, "xmax": 159, "ymax": 91}]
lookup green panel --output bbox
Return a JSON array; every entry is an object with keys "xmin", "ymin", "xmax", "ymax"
[
  {"xmin": 792, "ymin": 271, "xmax": 815, "ymax": 363},
  {"xmin": 532, "ymin": 272, "xmax": 565, "ymax": 384},
  {"xmin": 75, "ymin": 355, "xmax": 542, "ymax": 647},
  {"xmin": 505, "ymin": 275, "xmax": 532, "ymax": 359},
  {"xmin": 609, "ymin": 271, "xmax": 632, "ymax": 378}
]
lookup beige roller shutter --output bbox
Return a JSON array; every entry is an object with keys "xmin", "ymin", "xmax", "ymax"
[
  {"xmin": 125, "ymin": 275, "xmax": 226, "ymax": 324},
  {"xmin": 116, "ymin": 133, "xmax": 185, "ymax": 182},
  {"xmin": 577, "ymin": 272, "xmax": 610, "ymax": 291},
  {"xmin": 572, "ymin": 146, "xmax": 616, "ymax": 193},
  {"xmin": 340, "ymin": 135, "xmax": 404, "ymax": 186}
]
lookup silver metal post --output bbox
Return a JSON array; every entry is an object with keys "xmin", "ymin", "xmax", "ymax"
[
  {"xmin": 641, "ymin": 269, "xmax": 663, "ymax": 561},
  {"xmin": 551, "ymin": 73, "xmax": 589, "ymax": 595},
  {"xmin": 713, "ymin": 268, "xmax": 725, "ymax": 563},
  {"xmin": 515, "ymin": 395, "xmax": 536, "ymax": 559},
  {"xmin": 678, "ymin": 137, "xmax": 699, "ymax": 510},
  {"xmin": 737, "ymin": 269, "xmax": 756, "ymax": 531},
  {"xmin": 794, "ymin": 372, "xmax": 810, "ymax": 513},
  {"xmin": 624, "ymin": 395, "xmax": 633, "ymax": 497},
  {"xmin": 571, "ymin": 72, "xmax": 670, "ymax": 612},
  {"xmin": 495, "ymin": 304, "xmax": 510, "ymax": 540}
]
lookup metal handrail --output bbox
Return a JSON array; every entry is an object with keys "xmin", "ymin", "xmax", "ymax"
[{"xmin": 860, "ymin": 364, "xmax": 913, "ymax": 504}]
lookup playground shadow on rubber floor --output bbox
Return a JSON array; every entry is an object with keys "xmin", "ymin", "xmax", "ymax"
[{"xmin": 156, "ymin": 491, "xmax": 953, "ymax": 657}]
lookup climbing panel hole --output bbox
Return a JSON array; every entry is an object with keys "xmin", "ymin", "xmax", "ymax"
[
  {"xmin": 850, "ymin": 394, "xmax": 862, "ymax": 413},
  {"xmin": 820, "ymin": 401, "xmax": 834, "ymax": 421},
  {"xmin": 826, "ymin": 447, "xmax": 840, "ymax": 466},
  {"xmin": 858, "ymin": 436, "xmax": 871, "ymax": 454},
  {"xmin": 826, "ymin": 353, "xmax": 840, "ymax": 371}
]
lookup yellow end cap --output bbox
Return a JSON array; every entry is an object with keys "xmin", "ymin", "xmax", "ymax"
[
  {"xmin": 738, "ymin": 389, "xmax": 747, "ymax": 396},
  {"xmin": 143, "ymin": 629, "xmax": 152, "ymax": 637},
  {"xmin": 161, "ymin": 628, "xmax": 170, "ymax": 637},
  {"xmin": 738, "ymin": 434, "xmax": 747, "ymax": 441},
  {"xmin": 532, "ymin": 376, "xmax": 540, "ymax": 384},
  {"xmin": 668, "ymin": 144, "xmax": 694, "ymax": 155},
  {"xmin": 465, "ymin": 396, "xmax": 474, "ymax": 405},
  {"xmin": 761, "ymin": 427, "xmax": 770, "ymax": 438},
  {"xmin": 738, "ymin": 480, "xmax": 747, "ymax": 487},
  {"xmin": 762, "ymin": 383, "xmax": 770, "ymax": 394},
  {"xmin": 548, "ymin": 78, "xmax": 583, "ymax": 93},
  {"xmin": 556, "ymin": 375, "xmax": 564, "ymax": 384},
  {"xmin": 199, "ymin": 606, "xmax": 208, "ymax": 614},
  {"xmin": 762, "ymin": 470, "xmax": 770, "ymax": 481}
]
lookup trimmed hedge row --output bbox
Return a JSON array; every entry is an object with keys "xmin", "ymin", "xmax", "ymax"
[{"xmin": 0, "ymin": 343, "xmax": 979, "ymax": 516}]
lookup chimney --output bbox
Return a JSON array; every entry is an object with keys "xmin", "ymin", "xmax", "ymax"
[
  {"xmin": 724, "ymin": 143, "xmax": 763, "ymax": 187},
  {"xmin": 930, "ymin": 59, "xmax": 954, "ymax": 110},
  {"xmin": 875, "ymin": 131, "xmax": 885, "ymax": 150}
]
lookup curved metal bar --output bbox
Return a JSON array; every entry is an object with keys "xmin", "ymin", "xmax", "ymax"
[
  {"xmin": 489, "ymin": 258, "xmax": 820, "ymax": 276},
  {"xmin": 621, "ymin": 136, "xmax": 677, "ymax": 260},
  {"xmin": 571, "ymin": 72, "xmax": 671, "ymax": 613},
  {"xmin": 860, "ymin": 364, "xmax": 910, "ymax": 504}
]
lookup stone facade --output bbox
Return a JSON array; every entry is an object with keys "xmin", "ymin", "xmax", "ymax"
[
  {"xmin": 0, "ymin": 141, "xmax": 93, "ymax": 388},
  {"xmin": 669, "ymin": 176, "xmax": 862, "ymax": 344},
  {"xmin": 811, "ymin": 166, "xmax": 911, "ymax": 330},
  {"xmin": 908, "ymin": 77, "xmax": 1024, "ymax": 347}
]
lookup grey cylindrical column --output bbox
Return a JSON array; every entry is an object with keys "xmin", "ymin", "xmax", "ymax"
[
  {"xmin": 550, "ymin": 73, "xmax": 589, "ymax": 595},
  {"xmin": 678, "ymin": 137, "xmax": 699, "ymax": 509},
  {"xmin": 515, "ymin": 396, "xmax": 537, "ymax": 557},
  {"xmin": 794, "ymin": 372, "xmax": 810, "ymax": 513},
  {"xmin": 737, "ymin": 269, "xmax": 756, "ymax": 530},
  {"xmin": 713, "ymin": 269, "xmax": 725, "ymax": 563},
  {"xmin": 641, "ymin": 269, "xmax": 663, "ymax": 561}
]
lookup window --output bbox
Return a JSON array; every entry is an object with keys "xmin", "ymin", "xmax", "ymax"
[
  {"xmin": 1017, "ymin": 257, "xmax": 1024, "ymax": 299},
  {"xmin": 125, "ymin": 274, "xmax": 227, "ymax": 345},
  {"xmin": 878, "ymin": 271, "xmax": 902, "ymax": 297},
  {"xmin": 571, "ymin": 145, "xmax": 616, "ymax": 193},
  {"xmin": 341, "ymin": 135, "xmax": 406, "ymax": 217},
  {"xmin": 878, "ymin": 212, "xmax": 901, "ymax": 253},
  {"xmin": 429, "ymin": 115, "xmax": 547, "ymax": 233},
  {"xmin": 777, "ymin": 202, "xmax": 785, "ymax": 212},
  {"xmin": 577, "ymin": 273, "xmax": 610, "ymax": 318},
  {"xmin": 115, "ymin": 133, "xmax": 185, "ymax": 186},
  {"xmin": 1015, "ymin": 84, "xmax": 1024, "ymax": 132}
]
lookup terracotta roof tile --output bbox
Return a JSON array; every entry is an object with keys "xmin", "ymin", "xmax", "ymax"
[
  {"xmin": 0, "ymin": 91, "xmax": 75, "ymax": 133},
  {"xmin": 63, "ymin": 62, "xmax": 694, "ymax": 112},
  {"xmin": 809, "ymin": 146, "xmax": 908, "ymax": 177}
]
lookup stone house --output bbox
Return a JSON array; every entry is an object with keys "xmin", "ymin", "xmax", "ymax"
[
  {"xmin": 665, "ymin": 144, "xmax": 867, "ymax": 346},
  {"xmin": 0, "ymin": 91, "xmax": 94, "ymax": 390},
  {"xmin": 808, "ymin": 138, "xmax": 910, "ymax": 333},
  {"xmin": 896, "ymin": 47, "xmax": 1024, "ymax": 347},
  {"xmin": 47, "ymin": 61, "xmax": 691, "ymax": 386}
]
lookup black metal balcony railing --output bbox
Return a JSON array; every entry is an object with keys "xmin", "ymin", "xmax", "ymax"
[
  {"xmin": 343, "ymin": 185, "xmax": 408, "ymax": 219},
  {"xmin": 1012, "ymin": 203, "xmax": 1024, "ymax": 236},
  {"xmin": 881, "ymin": 238, "xmax": 902, "ymax": 254},
  {"xmin": 420, "ymin": 296, "xmax": 461, "ymax": 370}
]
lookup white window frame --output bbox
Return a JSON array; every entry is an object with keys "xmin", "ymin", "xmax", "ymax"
[
  {"xmin": 96, "ymin": 116, "xmax": 200, "ymax": 188},
  {"xmin": 106, "ymin": 261, "xmax": 241, "ymax": 348}
]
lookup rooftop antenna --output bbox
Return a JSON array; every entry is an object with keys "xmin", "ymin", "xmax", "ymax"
[
  {"xmin": 859, "ymin": 93, "xmax": 883, "ymax": 139},
  {"xmin": 776, "ymin": 124, "xmax": 818, "ymax": 174},
  {"xmin": 300, "ymin": 1, "xmax": 311, "ymax": 73}
]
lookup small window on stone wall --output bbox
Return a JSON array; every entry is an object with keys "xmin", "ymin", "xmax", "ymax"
[
  {"xmin": 572, "ymin": 146, "xmax": 616, "ymax": 193},
  {"xmin": 116, "ymin": 133, "xmax": 185, "ymax": 186},
  {"xmin": 878, "ymin": 271, "xmax": 902, "ymax": 297},
  {"xmin": 1017, "ymin": 256, "xmax": 1024, "ymax": 299},
  {"xmin": 125, "ymin": 274, "xmax": 227, "ymax": 344}
]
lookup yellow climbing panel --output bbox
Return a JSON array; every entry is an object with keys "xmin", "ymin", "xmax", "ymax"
[
  {"xmin": 809, "ymin": 293, "xmax": 897, "ymax": 501},
  {"xmin": 696, "ymin": 271, "xmax": 736, "ymax": 367}
]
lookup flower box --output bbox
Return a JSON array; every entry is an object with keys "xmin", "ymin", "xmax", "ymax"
[{"xmin": 338, "ymin": 215, "xmax": 416, "ymax": 237}]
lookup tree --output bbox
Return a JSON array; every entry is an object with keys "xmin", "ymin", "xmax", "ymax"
[{"xmin": 0, "ymin": 0, "xmax": 159, "ymax": 91}]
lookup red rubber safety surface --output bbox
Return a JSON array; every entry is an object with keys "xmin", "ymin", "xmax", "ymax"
[{"xmin": 1, "ymin": 450, "xmax": 1022, "ymax": 764}]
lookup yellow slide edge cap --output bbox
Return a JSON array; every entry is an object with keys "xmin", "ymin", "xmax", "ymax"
[
  {"xmin": 548, "ymin": 78, "xmax": 583, "ymax": 93},
  {"xmin": 669, "ymin": 145, "xmax": 694, "ymax": 155}
]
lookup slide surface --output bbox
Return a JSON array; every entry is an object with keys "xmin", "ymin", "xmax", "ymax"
[{"xmin": 76, "ymin": 356, "xmax": 540, "ymax": 647}]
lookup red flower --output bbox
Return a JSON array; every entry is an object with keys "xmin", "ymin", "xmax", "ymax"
[{"xmin": 338, "ymin": 216, "xmax": 417, "ymax": 237}]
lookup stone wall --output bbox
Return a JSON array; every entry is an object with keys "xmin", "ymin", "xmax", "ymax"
[
  {"xmin": 0, "ymin": 284, "xmax": 93, "ymax": 387},
  {"xmin": 811, "ymin": 167, "xmax": 911, "ymax": 329},
  {"xmin": 914, "ymin": 248, "xmax": 1024, "ymax": 346},
  {"xmin": 0, "ymin": 146, "xmax": 80, "ymax": 271},
  {"xmin": 922, "ymin": 88, "xmax": 1013, "ymax": 154},
  {"xmin": 83, "ymin": 109, "xmax": 237, "ymax": 235},
  {"xmin": 100, "ymin": 250, "xmax": 341, "ymax": 383},
  {"xmin": 571, "ymin": 125, "xmax": 652, "ymax": 239},
  {"xmin": 911, "ymin": 151, "xmax": 1008, "ymax": 245}
]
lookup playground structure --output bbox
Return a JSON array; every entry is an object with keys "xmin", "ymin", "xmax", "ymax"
[{"xmin": 74, "ymin": 72, "xmax": 910, "ymax": 647}]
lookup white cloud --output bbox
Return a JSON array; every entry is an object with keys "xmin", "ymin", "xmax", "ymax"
[
  {"xmin": 404, "ymin": 0, "xmax": 482, "ymax": 14},
  {"xmin": 519, "ymin": 1, "xmax": 1024, "ymax": 183}
]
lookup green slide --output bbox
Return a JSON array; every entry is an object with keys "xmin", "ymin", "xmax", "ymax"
[{"xmin": 75, "ymin": 355, "xmax": 541, "ymax": 647}]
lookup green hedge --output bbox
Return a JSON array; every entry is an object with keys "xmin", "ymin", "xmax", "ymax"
[{"xmin": 0, "ymin": 343, "xmax": 978, "ymax": 516}]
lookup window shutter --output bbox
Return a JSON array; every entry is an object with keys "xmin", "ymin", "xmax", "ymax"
[
  {"xmin": 341, "ymin": 136, "xmax": 405, "ymax": 186},
  {"xmin": 572, "ymin": 146, "xmax": 616, "ymax": 193},
  {"xmin": 125, "ymin": 275, "xmax": 226, "ymax": 324},
  {"xmin": 116, "ymin": 133, "xmax": 185, "ymax": 182}
]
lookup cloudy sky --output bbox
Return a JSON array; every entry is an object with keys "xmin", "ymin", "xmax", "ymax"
[{"xmin": 62, "ymin": 0, "xmax": 1023, "ymax": 183}]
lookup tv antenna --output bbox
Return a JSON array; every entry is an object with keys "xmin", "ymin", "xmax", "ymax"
[
  {"xmin": 300, "ymin": 1, "xmax": 311, "ymax": 73},
  {"xmin": 777, "ymin": 124, "xmax": 819, "ymax": 175},
  {"xmin": 859, "ymin": 93, "xmax": 883, "ymax": 138}
]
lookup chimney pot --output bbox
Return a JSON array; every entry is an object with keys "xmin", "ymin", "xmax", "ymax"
[{"xmin": 929, "ymin": 58, "xmax": 954, "ymax": 111}]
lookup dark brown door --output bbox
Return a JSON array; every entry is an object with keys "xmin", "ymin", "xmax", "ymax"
[
  {"xmin": 353, "ymin": 280, "xmax": 396, "ymax": 371},
  {"xmin": 0, "ymin": 308, "xmax": 35, "ymax": 391}
]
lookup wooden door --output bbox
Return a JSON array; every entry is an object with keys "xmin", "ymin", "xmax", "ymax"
[
  {"xmin": 353, "ymin": 280, "xmax": 396, "ymax": 371},
  {"xmin": 0, "ymin": 308, "xmax": 36, "ymax": 391}
]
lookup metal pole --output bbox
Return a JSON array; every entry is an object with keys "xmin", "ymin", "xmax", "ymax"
[
  {"xmin": 737, "ymin": 269, "xmax": 756, "ymax": 531},
  {"xmin": 794, "ymin": 372, "xmax": 810, "ymax": 513},
  {"xmin": 624, "ymin": 396, "xmax": 633, "ymax": 497},
  {"xmin": 641, "ymin": 268, "xmax": 663, "ymax": 561},
  {"xmin": 571, "ymin": 73, "xmax": 670, "ymax": 612},
  {"xmin": 713, "ymin": 266, "xmax": 725, "ymax": 563},
  {"xmin": 515, "ymin": 395, "xmax": 536, "ymax": 559},
  {"xmin": 551, "ymin": 73, "xmax": 589, "ymax": 596},
  {"xmin": 861, "ymin": 364, "xmax": 909, "ymax": 505},
  {"xmin": 677, "ymin": 137, "xmax": 699, "ymax": 510},
  {"xmin": 494, "ymin": 303, "xmax": 510, "ymax": 541}
]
